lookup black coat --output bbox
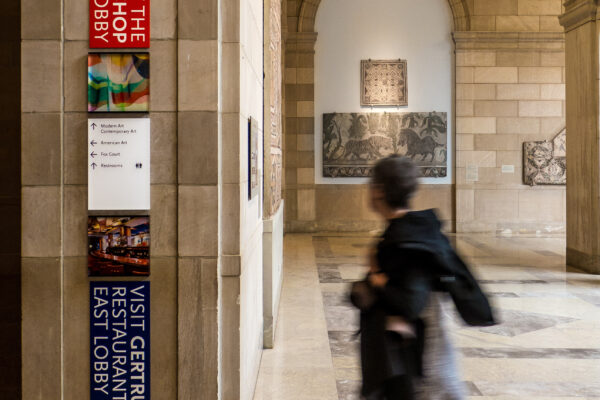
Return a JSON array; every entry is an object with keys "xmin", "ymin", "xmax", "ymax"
[{"xmin": 351, "ymin": 209, "xmax": 495, "ymax": 396}]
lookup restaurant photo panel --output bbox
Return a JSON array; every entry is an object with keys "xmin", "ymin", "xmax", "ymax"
[{"xmin": 88, "ymin": 216, "xmax": 150, "ymax": 276}]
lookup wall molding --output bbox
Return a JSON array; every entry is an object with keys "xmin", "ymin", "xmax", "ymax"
[
  {"xmin": 285, "ymin": 31, "xmax": 318, "ymax": 52},
  {"xmin": 559, "ymin": 0, "xmax": 598, "ymax": 33},
  {"xmin": 453, "ymin": 31, "xmax": 565, "ymax": 51}
]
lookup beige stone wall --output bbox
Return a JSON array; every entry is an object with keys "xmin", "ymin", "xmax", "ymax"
[
  {"xmin": 21, "ymin": 0, "xmax": 259, "ymax": 399},
  {"xmin": 469, "ymin": 0, "xmax": 564, "ymax": 32},
  {"xmin": 284, "ymin": 0, "xmax": 566, "ymax": 233},
  {"xmin": 455, "ymin": 32, "xmax": 566, "ymax": 233}
]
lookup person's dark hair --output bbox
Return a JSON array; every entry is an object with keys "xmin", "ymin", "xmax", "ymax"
[{"xmin": 372, "ymin": 155, "xmax": 418, "ymax": 209}]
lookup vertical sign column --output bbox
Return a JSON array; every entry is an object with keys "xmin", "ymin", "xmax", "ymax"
[{"xmin": 91, "ymin": 282, "xmax": 150, "ymax": 400}]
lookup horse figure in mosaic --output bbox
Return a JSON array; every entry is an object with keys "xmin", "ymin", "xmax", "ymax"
[{"xmin": 398, "ymin": 128, "xmax": 442, "ymax": 162}]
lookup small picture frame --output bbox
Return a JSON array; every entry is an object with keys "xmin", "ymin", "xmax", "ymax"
[{"xmin": 361, "ymin": 59, "xmax": 408, "ymax": 107}]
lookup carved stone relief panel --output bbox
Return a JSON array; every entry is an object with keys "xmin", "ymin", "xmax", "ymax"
[
  {"xmin": 361, "ymin": 59, "xmax": 408, "ymax": 107},
  {"xmin": 267, "ymin": 0, "xmax": 283, "ymax": 216},
  {"xmin": 523, "ymin": 128, "xmax": 566, "ymax": 186}
]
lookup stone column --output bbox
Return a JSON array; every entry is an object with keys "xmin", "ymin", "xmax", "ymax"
[
  {"xmin": 21, "ymin": 0, "xmax": 63, "ymax": 397},
  {"xmin": 177, "ymin": 0, "xmax": 221, "ymax": 398},
  {"xmin": 560, "ymin": 0, "xmax": 600, "ymax": 273},
  {"xmin": 284, "ymin": 31, "xmax": 318, "ymax": 231}
]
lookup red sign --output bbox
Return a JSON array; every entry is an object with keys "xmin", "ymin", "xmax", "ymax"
[{"xmin": 90, "ymin": 0, "xmax": 150, "ymax": 48}]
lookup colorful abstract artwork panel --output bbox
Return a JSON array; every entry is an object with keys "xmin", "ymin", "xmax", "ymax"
[{"xmin": 88, "ymin": 53, "xmax": 150, "ymax": 112}]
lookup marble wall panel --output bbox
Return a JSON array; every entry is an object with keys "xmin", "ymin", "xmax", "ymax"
[
  {"xmin": 178, "ymin": 111, "xmax": 219, "ymax": 185},
  {"xmin": 21, "ymin": 257, "xmax": 61, "ymax": 400},
  {"xmin": 64, "ymin": 112, "xmax": 88, "ymax": 185},
  {"xmin": 151, "ymin": 185, "xmax": 178, "ymax": 257},
  {"xmin": 178, "ymin": 40, "xmax": 218, "ymax": 111},
  {"xmin": 21, "ymin": 113, "xmax": 60, "ymax": 185},
  {"xmin": 21, "ymin": 0, "xmax": 61, "ymax": 39},
  {"xmin": 150, "ymin": 112, "xmax": 177, "ymax": 184},
  {"xmin": 63, "ymin": 41, "xmax": 88, "ymax": 112},
  {"xmin": 21, "ymin": 186, "xmax": 61, "ymax": 257},
  {"xmin": 62, "ymin": 257, "xmax": 88, "ymax": 400},
  {"xmin": 21, "ymin": 41, "xmax": 61, "ymax": 112},
  {"xmin": 178, "ymin": 186, "xmax": 219, "ymax": 257},
  {"xmin": 151, "ymin": 0, "xmax": 177, "ymax": 39},
  {"xmin": 63, "ymin": 185, "xmax": 87, "ymax": 257},
  {"xmin": 151, "ymin": 41, "xmax": 178, "ymax": 112}
]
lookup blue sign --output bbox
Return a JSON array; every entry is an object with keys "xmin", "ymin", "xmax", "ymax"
[{"xmin": 90, "ymin": 281, "xmax": 150, "ymax": 400}]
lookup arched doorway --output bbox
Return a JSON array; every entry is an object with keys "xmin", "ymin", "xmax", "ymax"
[
  {"xmin": 284, "ymin": 0, "xmax": 465, "ymax": 233},
  {"xmin": 296, "ymin": 0, "xmax": 470, "ymax": 33}
]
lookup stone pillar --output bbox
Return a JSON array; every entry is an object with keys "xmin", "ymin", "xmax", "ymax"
[
  {"xmin": 177, "ymin": 0, "xmax": 221, "ymax": 398},
  {"xmin": 21, "ymin": 0, "xmax": 63, "ymax": 397},
  {"xmin": 560, "ymin": 0, "xmax": 600, "ymax": 273},
  {"xmin": 284, "ymin": 31, "xmax": 318, "ymax": 231}
]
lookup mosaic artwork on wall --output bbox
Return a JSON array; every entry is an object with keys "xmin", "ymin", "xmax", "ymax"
[
  {"xmin": 323, "ymin": 112, "xmax": 447, "ymax": 178},
  {"xmin": 88, "ymin": 53, "xmax": 150, "ymax": 112},
  {"xmin": 523, "ymin": 128, "xmax": 566, "ymax": 186},
  {"xmin": 361, "ymin": 59, "xmax": 407, "ymax": 107}
]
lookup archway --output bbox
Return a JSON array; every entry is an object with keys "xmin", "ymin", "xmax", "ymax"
[
  {"xmin": 284, "ymin": 0, "xmax": 463, "ymax": 233},
  {"xmin": 296, "ymin": 0, "xmax": 470, "ymax": 33}
]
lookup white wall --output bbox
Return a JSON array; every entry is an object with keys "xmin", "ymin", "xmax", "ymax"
[
  {"xmin": 314, "ymin": 0, "xmax": 454, "ymax": 184},
  {"xmin": 239, "ymin": 0, "xmax": 265, "ymax": 398}
]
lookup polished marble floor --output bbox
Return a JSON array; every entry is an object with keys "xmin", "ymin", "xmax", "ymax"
[{"xmin": 253, "ymin": 233, "xmax": 600, "ymax": 400}]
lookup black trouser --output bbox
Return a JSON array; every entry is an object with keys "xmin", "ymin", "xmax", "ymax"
[
  {"xmin": 365, "ymin": 332, "xmax": 417, "ymax": 400},
  {"xmin": 364, "ymin": 374, "xmax": 414, "ymax": 400}
]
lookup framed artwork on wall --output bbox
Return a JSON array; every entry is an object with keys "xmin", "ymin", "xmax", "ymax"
[
  {"xmin": 88, "ymin": 53, "xmax": 150, "ymax": 112},
  {"xmin": 248, "ymin": 117, "xmax": 259, "ymax": 200},
  {"xmin": 88, "ymin": 216, "xmax": 150, "ymax": 276},
  {"xmin": 361, "ymin": 59, "xmax": 408, "ymax": 107},
  {"xmin": 322, "ymin": 111, "xmax": 447, "ymax": 178}
]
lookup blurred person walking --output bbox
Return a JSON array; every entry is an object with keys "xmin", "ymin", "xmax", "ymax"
[{"xmin": 351, "ymin": 156, "xmax": 495, "ymax": 399}]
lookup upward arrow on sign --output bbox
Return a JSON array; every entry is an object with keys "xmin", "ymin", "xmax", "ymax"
[{"xmin": 91, "ymin": 123, "xmax": 97, "ymax": 130}]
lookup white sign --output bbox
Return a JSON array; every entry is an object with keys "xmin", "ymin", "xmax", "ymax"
[
  {"xmin": 501, "ymin": 164, "xmax": 515, "ymax": 174},
  {"xmin": 466, "ymin": 165, "xmax": 479, "ymax": 182},
  {"xmin": 88, "ymin": 118, "xmax": 150, "ymax": 210}
]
